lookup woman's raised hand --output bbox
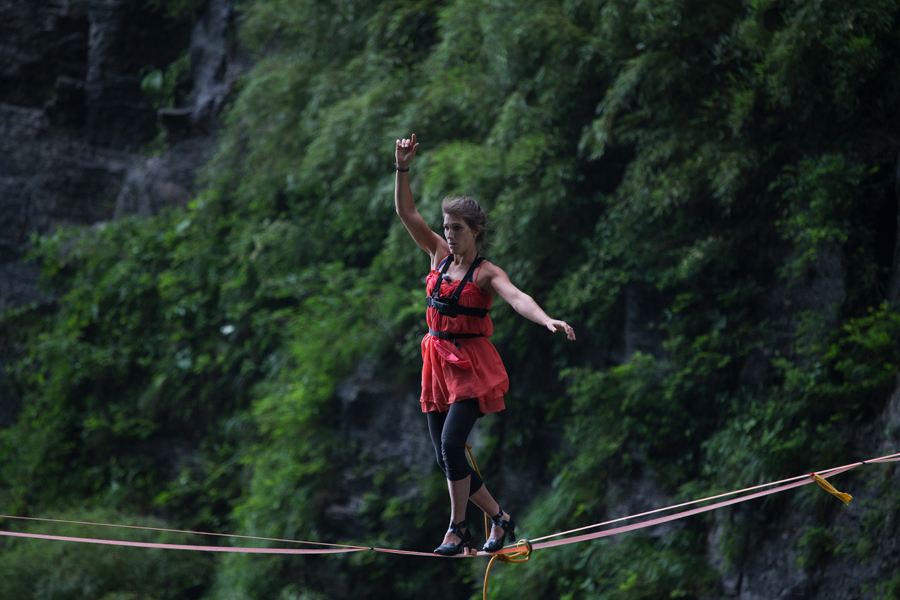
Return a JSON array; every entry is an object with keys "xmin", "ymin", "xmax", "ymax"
[{"xmin": 396, "ymin": 134, "xmax": 419, "ymax": 169}]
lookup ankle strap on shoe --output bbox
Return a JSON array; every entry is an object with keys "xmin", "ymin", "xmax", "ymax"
[
  {"xmin": 447, "ymin": 519, "xmax": 468, "ymax": 536},
  {"xmin": 489, "ymin": 508, "xmax": 505, "ymax": 527}
]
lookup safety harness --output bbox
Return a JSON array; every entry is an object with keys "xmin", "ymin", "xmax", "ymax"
[{"xmin": 426, "ymin": 254, "xmax": 488, "ymax": 346}]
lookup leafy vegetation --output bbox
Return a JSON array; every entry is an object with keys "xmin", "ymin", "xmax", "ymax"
[
  {"xmin": 0, "ymin": 509, "xmax": 215, "ymax": 600},
  {"xmin": 3, "ymin": 0, "xmax": 900, "ymax": 598}
]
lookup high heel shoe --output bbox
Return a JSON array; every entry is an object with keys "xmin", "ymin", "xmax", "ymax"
[
  {"xmin": 434, "ymin": 519, "xmax": 472, "ymax": 556},
  {"xmin": 482, "ymin": 507, "xmax": 515, "ymax": 553}
]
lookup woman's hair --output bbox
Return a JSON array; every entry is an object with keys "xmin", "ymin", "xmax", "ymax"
[{"xmin": 441, "ymin": 196, "xmax": 488, "ymax": 252}]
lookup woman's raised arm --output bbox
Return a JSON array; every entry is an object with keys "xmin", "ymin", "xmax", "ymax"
[{"xmin": 395, "ymin": 134, "xmax": 447, "ymax": 261}]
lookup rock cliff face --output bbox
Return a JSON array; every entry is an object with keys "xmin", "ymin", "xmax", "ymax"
[
  {"xmin": 0, "ymin": 0, "xmax": 240, "ymax": 309},
  {"xmin": 0, "ymin": 0, "xmax": 240, "ymax": 434},
  {"xmin": 709, "ymin": 399, "xmax": 900, "ymax": 600}
]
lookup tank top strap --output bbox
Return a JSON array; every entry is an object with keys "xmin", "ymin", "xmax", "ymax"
[{"xmin": 436, "ymin": 253, "xmax": 452, "ymax": 271}]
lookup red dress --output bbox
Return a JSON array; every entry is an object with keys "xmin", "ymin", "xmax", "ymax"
[{"xmin": 420, "ymin": 260, "xmax": 509, "ymax": 414}]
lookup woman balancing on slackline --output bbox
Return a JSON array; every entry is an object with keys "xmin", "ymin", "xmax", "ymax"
[{"xmin": 394, "ymin": 134, "xmax": 576, "ymax": 556}]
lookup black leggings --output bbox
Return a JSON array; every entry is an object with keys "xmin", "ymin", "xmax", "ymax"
[{"xmin": 426, "ymin": 398, "xmax": 484, "ymax": 497}]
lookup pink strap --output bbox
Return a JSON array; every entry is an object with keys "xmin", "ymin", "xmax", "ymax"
[
  {"xmin": 0, "ymin": 530, "xmax": 366, "ymax": 554},
  {"xmin": 1, "ymin": 452, "xmax": 896, "ymax": 556},
  {"xmin": 373, "ymin": 547, "xmax": 474, "ymax": 558},
  {"xmin": 530, "ymin": 473, "xmax": 827, "ymax": 551},
  {"xmin": 528, "ymin": 457, "xmax": 884, "ymax": 543},
  {"xmin": 0, "ymin": 514, "xmax": 366, "ymax": 549}
]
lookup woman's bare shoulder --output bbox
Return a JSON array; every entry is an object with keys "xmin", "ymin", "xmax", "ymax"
[
  {"xmin": 478, "ymin": 260, "xmax": 507, "ymax": 280},
  {"xmin": 475, "ymin": 259, "xmax": 509, "ymax": 296}
]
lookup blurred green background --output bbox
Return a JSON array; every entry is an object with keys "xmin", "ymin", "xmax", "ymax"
[{"xmin": 3, "ymin": 0, "xmax": 900, "ymax": 598}]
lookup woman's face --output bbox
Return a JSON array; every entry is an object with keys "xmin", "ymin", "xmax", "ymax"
[{"xmin": 443, "ymin": 213, "xmax": 478, "ymax": 255}]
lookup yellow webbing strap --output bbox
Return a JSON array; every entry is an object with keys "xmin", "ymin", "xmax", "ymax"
[
  {"xmin": 465, "ymin": 443, "xmax": 491, "ymax": 540},
  {"xmin": 811, "ymin": 473, "xmax": 852, "ymax": 505},
  {"xmin": 483, "ymin": 540, "xmax": 533, "ymax": 600}
]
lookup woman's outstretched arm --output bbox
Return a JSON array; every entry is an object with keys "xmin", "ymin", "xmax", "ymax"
[
  {"xmin": 395, "ymin": 134, "xmax": 447, "ymax": 261},
  {"xmin": 481, "ymin": 263, "xmax": 576, "ymax": 340}
]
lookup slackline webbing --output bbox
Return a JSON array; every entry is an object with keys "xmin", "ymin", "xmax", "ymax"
[
  {"xmin": 0, "ymin": 530, "xmax": 364, "ymax": 554},
  {"xmin": 0, "ymin": 514, "xmax": 368, "ymax": 549},
  {"xmin": 526, "ymin": 453, "xmax": 900, "ymax": 545},
  {"xmin": 0, "ymin": 451, "xmax": 897, "ymax": 558}
]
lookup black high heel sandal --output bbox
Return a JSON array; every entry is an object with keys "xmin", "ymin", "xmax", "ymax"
[
  {"xmin": 434, "ymin": 519, "xmax": 472, "ymax": 556},
  {"xmin": 482, "ymin": 507, "xmax": 516, "ymax": 553}
]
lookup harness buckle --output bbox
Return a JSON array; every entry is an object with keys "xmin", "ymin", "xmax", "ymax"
[{"xmin": 430, "ymin": 298, "xmax": 458, "ymax": 318}]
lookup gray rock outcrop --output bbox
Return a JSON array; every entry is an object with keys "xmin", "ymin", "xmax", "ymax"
[
  {"xmin": 0, "ymin": 0, "xmax": 241, "ymax": 309},
  {"xmin": 0, "ymin": 0, "xmax": 241, "ymax": 435}
]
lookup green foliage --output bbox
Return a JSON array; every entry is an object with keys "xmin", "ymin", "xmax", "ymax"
[
  {"xmin": 773, "ymin": 155, "xmax": 872, "ymax": 280},
  {"xmin": 140, "ymin": 52, "xmax": 192, "ymax": 110},
  {"xmin": 485, "ymin": 531, "xmax": 718, "ymax": 600},
  {"xmin": 796, "ymin": 525, "xmax": 841, "ymax": 569},
  {"xmin": 0, "ymin": 509, "xmax": 214, "ymax": 600},
  {"xmin": 5, "ymin": 0, "xmax": 900, "ymax": 598},
  {"xmin": 878, "ymin": 575, "xmax": 900, "ymax": 600}
]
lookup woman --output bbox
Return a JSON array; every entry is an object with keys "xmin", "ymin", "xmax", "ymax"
[{"xmin": 394, "ymin": 133, "xmax": 576, "ymax": 556}]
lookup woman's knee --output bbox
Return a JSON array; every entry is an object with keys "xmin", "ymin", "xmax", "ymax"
[
  {"xmin": 434, "ymin": 450, "xmax": 447, "ymax": 474},
  {"xmin": 440, "ymin": 430, "xmax": 466, "ymax": 459},
  {"xmin": 440, "ymin": 439, "xmax": 469, "ymax": 480}
]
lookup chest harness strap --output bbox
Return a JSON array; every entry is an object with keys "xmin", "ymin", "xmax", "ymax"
[
  {"xmin": 426, "ymin": 254, "xmax": 489, "ymax": 319},
  {"xmin": 426, "ymin": 254, "xmax": 488, "ymax": 348}
]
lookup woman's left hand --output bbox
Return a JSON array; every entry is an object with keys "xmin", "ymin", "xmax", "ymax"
[{"xmin": 546, "ymin": 319, "xmax": 576, "ymax": 341}]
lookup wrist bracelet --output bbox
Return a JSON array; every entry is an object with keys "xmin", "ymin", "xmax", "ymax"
[{"xmin": 395, "ymin": 164, "xmax": 409, "ymax": 172}]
